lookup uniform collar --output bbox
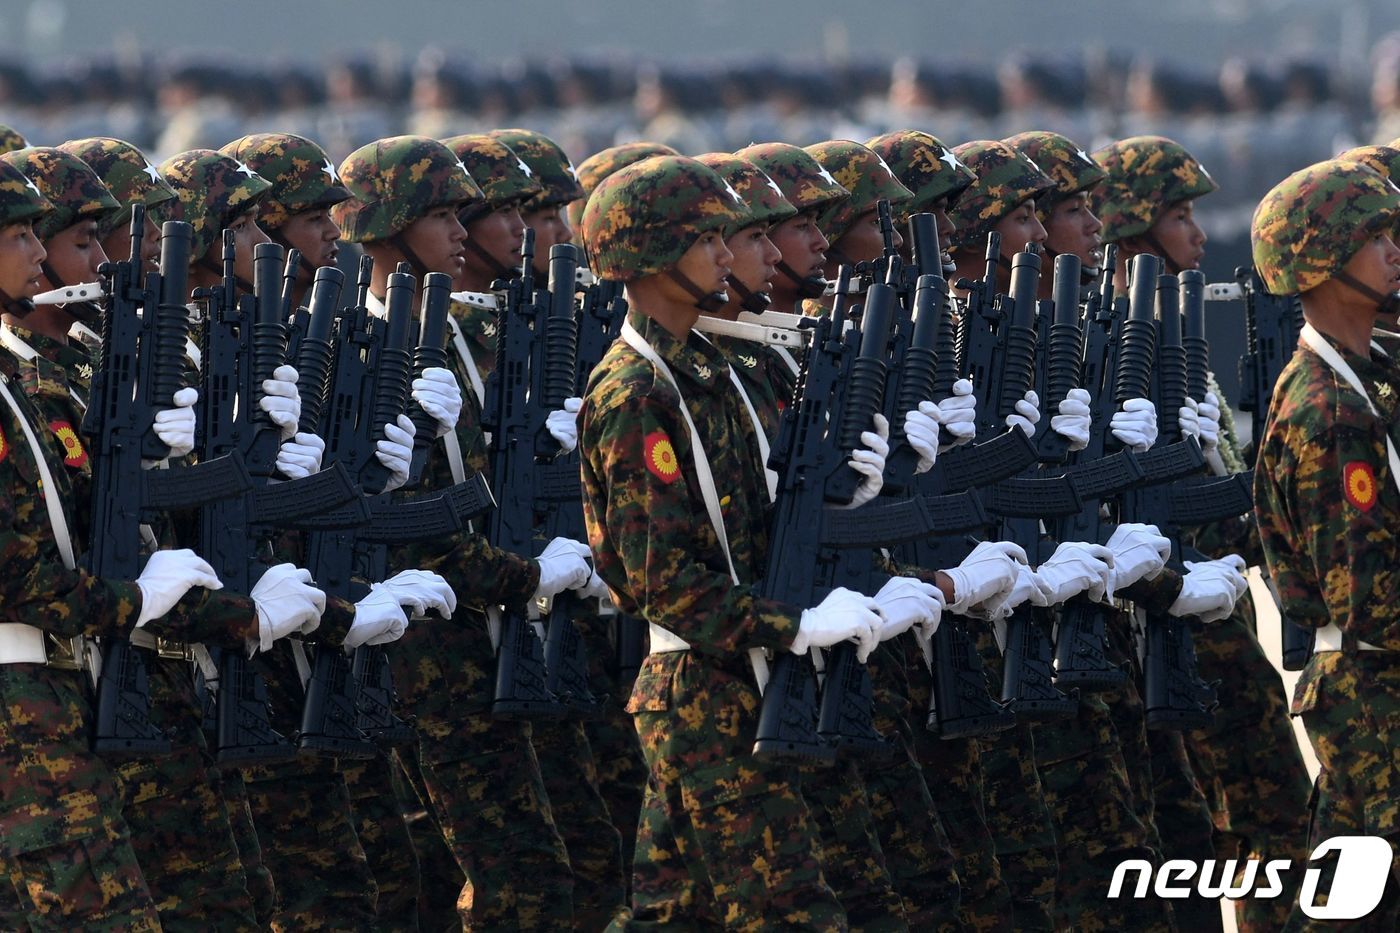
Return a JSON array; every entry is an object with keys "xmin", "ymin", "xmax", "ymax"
[{"xmin": 629, "ymin": 308, "xmax": 727, "ymax": 391}]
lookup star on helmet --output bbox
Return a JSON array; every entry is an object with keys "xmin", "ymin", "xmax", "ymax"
[
  {"xmin": 143, "ymin": 162, "xmax": 162, "ymax": 183},
  {"xmin": 235, "ymin": 161, "xmax": 256, "ymax": 178},
  {"xmin": 1022, "ymin": 155, "xmax": 1043, "ymax": 173},
  {"xmin": 763, "ymin": 174, "xmax": 783, "ymax": 198},
  {"xmin": 874, "ymin": 154, "xmax": 896, "ymax": 179},
  {"xmin": 566, "ymin": 162, "xmax": 579, "ymax": 181},
  {"xmin": 322, "ymin": 159, "xmax": 339, "ymax": 183},
  {"xmin": 1199, "ymin": 163, "xmax": 1213, "ymax": 181},
  {"xmin": 21, "ymin": 176, "xmax": 40, "ymax": 197},
  {"xmin": 454, "ymin": 158, "xmax": 470, "ymax": 179},
  {"xmin": 940, "ymin": 150, "xmax": 967, "ymax": 173},
  {"xmin": 516, "ymin": 158, "xmax": 533, "ymax": 178},
  {"xmin": 722, "ymin": 180, "xmax": 743, "ymax": 204},
  {"xmin": 816, "ymin": 165, "xmax": 839, "ymax": 187},
  {"xmin": 1075, "ymin": 148, "xmax": 1094, "ymax": 165}
]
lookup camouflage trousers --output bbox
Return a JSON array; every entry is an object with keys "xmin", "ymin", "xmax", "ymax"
[
  {"xmin": 394, "ymin": 750, "xmax": 463, "ymax": 931},
  {"xmin": 0, "ymin": 665, "xmax": 160, "ymax": 932},
  {"xmin": 1188, "ymin": 609, "xmax": 1312, "ymax": 933},
  {"xmin": 342, "ymin": 752, "xmax": 421, "ymax": 931},
  {"xmin": 118, "ymin": 654, "xmax": 260, "ymax": 932},
  {"xmin": 628, "ymin": 651, "xmax": 847, "ymax": 930}
]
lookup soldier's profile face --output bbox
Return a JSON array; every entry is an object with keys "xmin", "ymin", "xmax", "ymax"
[
  {"xmin": 1044, "ymin": 192, "xmax": 1103, "ymax": 269},
  {"xmin": 725, "ymin": 222, "xmax": 780, "ymax": 296},
  {"xmin": 1145, "ymin": 199, "xmax": 1206, "ymax": 271},
  {"xmin": 522, "ymin": 204, "xmax": 572, "ymax": 275},
  {"xmin": 674, "ymin": 230, "xmax": 734, "ymax": 297},
  {"xmin": 279, "ymin": 207, "xmax": 341, "ymax": 271},
  {"xmin": 222, "ymin": 208, "xmax": 271, "ymax": 284},
  {"xmin": 463, "ymin": 206, "xmax": 526, "ymax": 283},
  {"xmin": 0, "ymin": 221, "xmax": 46, "ymax": 300},
  {"xmin": 399, "ymin": 205, "xmax": 467, "ymax": 279},
  {"xmin": 769, "ymin": 211, "xmax": 828, "ymax": 280},
  {"xmin": 101, "ymin": 211, "xmax": 162, "ymax": 273},
  {"xmin": 1338, "ymin": 232, "xmax": 1400, "ymax": 308},
  {"xmin": 832, "ymin": 208, "xmax": 901, "ymax": 268},
  {"xmin": 994, "ymin": 199, "xmax": 1047, "ymax": 258},
  {"xmin": 42, "ymin": 219, "xmax": 107, "ymax": 290}
]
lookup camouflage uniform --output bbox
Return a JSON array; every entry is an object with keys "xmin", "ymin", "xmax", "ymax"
[
  {"xmin": 0, "ymin": 124, "xmax": 26, "ymax": 155},
  {"xmin": 1253, "ymin": 160, "xmax": 1400, "ymax": 928},
  {"xmin": 579, "ymin": 156, "xmax": 847, "ymax": 929},
  {"xmin": 334, "ymin": 136, "xmax": 578, "ymax": 932}
]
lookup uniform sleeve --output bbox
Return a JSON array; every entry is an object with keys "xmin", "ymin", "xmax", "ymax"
[
  {"xmin": 147, "ymin": 587, "xmax": 259, "ymax": 646},
  {"xmin": 581, "ymin": 394, "xmax": 801, "ymax": 655}
]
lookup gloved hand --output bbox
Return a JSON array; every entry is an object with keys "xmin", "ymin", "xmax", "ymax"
[
  {"xmin": 1110, "ymin": 398, "xmax": 1158, "ymax": 452},
  {"xmin": 533, "ymin": 537, "xmax": 593, "ymax": 601},
  {"xmin": 1005, "ymin": 389, "xmax": 1041, "ymax": 437},
  {"xmin": 1178, "ymin": 397, "xmax": 1201, "ymax": 442},
  {"xmin": 343, "ymin": 584, "xmax": 410, "ymax": 648},
  {"xmin": 276, "ymin": 432, "xmax": 324, "ymax": 480},
  {"xmin": 259, "ymin": 364, "xmax": 302, "ymax": 441},
  {"xmin": 1050, "ymin": 387, "xmax": 1092, "ymax": 451},
  {"xmin": 936, "ymin": 378, "xmax": 977, "ymax": 449},
  {"xmin": 904, "ymin": 401, "xmax": 941, "ymax": 474},
  {"xmin": 872, "ymin": 576, "xmax": 944, "ymax": 642},
  {"xmin": 546, "ymin": 397, "xmax": 583, "ymax": 453},
  {"xmin": 151, "ymin": 386, "xmax": 199, "ymax": 461},
  {"xmin": 248, "ymin": 563, "xmax": 327, "ymax": 652},
  {"xmin": 1196, "ymin": 391, "xmax": 1221, "ymax": 452},
  {"xmin": 791, "ymin": 587, "xmax": 882, "ymax": 662},
  {"xmin": 944, "ymin": 540, "xmax": 1028, "ymax": 615},
  {"xmin": 411, "ymin": 367, "xmax": 462, "ymax": 439},
  {"xmin": 1035, "ymin": 541, "xmax": 1116, "ymax": 605},
  {"xmin": 995, "ymin": 563, "xmax": 1054, "ymax": 618},
  {"xmin": 578, "ymin": 570, "xmax": 611, "ymax": 601},
  {"xmin": 839, "ymin": 413, "xmax": 889, "ymax": 509},
  {"xmin": 377, "ymin": 568, "xmax": 457, "ymax": 619},
  {"xmin": 1104, "ymin": 523, "xmax": 1172, "ymax": 593},
  {"xmin": 1170, "ymin": 555, "xmax": 1249, "ymax": 623},
  {"xmin": 375, "ymin": 414, "xmax": 415, "ymax": 493},
  {"xmin": 135, "ymin": 548, "xmax": 223, "ymax": 627}
]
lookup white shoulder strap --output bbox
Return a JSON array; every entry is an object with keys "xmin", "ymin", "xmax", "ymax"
[
  {"xmin": 725, "ymin": 367, "xmax": 777, "ymax": 502},
  {"xmin": 775, "ymin": 346, "xmax": 801, "ymax": 378},
  {"xmin": 1300, "ymin": 323, "xmax": 1400, "ymax": 500},
  {"xmin": 0, "ymin": 373, "xmax": 76, "ymax": 570},
  {"xmin": 447, "ymin": 315, "xmax": 486, "ymax": 409}
]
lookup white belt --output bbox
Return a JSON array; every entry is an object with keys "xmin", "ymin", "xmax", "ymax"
[
  {"xmin": 648, "ymin": 622, "xmax": 690, "ymax": 653},
  {"xmin": 0, "ymin": 623, "xmax": 49, "ymax": 664},
  {"xmin": 1313, "ymin": 622, "xmax": 1386, "ymax": 653}
]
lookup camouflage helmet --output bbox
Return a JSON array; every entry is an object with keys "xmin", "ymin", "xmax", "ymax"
[
  {"xmin": 581, "ymin": 155, "xmax": 747, "ymax": 283},
  {"xmin": 488, "ymin": 129, "xmax": 583, "ymax": 212},
  {"xmin": 159, "ymin": 149, "xmax": 272, "ymax": 261},
  {"xmin": 865, "ymin": 129, "xmax": 977, "ymax": 218},
  {"xmin": 569, "ymin": 142, "xmax": 679, "ymax": 230},
  {"xmin": 803, "ymin": 140, "xmax": 913, "ymax": 244},
  {"xmin": 946, "ymin": 140, "xmax": 1055, "ymax": 252},
  {"xmin": 441, "ymin": 134, "xmax": 543, "ymax": 223},
  {"xmin": 693, "ymin": 152, "xmax": 797, "ymax": 229},
  {"xmin": 1251, "ymin": 159, "xmax": 1400, "ymax": 295},
  {"xmin": 1003, "ymin": 130, "xmax": 1106, "ymax": 217},
  {"xmin": 734, "ymin": 142, "xmax": 849, "ymax": 217},
  {"xmin": 218, "ymin": 133, "xmax": 351, "ymax": 231},
  {"xmin": 59, "ymin": 137, "xmax": 177, "ymax": 237},
  {"xmin": 0, "ymin": 125, "xmax": 28, "ymax": 156},
  {"xmin": 0, "ymin": 158, "xmax": 52, "ymax": 229},
  {"xmin": 1336, "ymin": 145, "xmax": 1400, "ymax": 184},
  {"xmin": 331, "ymin": 135, "xmax": 484, "ymax": 244},
  {"xmin": 1091, "ymin": 136, "xmax": 1218, "ymax": 243},
  {"xmin": 1, "ymin": 147, "xmax": 121, "ymax": 241}
]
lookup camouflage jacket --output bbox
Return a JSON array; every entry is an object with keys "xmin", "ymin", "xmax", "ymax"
[
  {"xmin": 704, "ymin": 331, "xmax": 797, "ymax": 441},
  {"xmin": 579, "ymin": 310, "xmax": 801, "ymax": 657},
  {"xmin": 453, "ymin": 296, "xmax": 499, "ymax": 380}
]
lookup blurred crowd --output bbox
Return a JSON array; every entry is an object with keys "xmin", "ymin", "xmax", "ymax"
[{"xmin": 6, "ymin": 41, "xmax": 1400, "ymax": 242}]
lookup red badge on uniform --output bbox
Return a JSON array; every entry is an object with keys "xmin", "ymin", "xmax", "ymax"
[
  {"xmin": 1344, "ymin": 462, "xmax": 1377, "ymax": 511},
  {"xmin": 50, "ymin": 420, "xmax": 86, "ymax": 468},
  {"xmin": 0, "ymin": 423, "xmax": 8, "ymax": 464},
  {"xmin": 644, "ymin": 430, "xmax": 681, "ymax": 484}
]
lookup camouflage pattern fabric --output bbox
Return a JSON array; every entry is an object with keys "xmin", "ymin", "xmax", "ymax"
[
  {"xmin": 338, "ymin": 755, "xmax": 417, "ymax": 930},
  {"xmin": 705, "ymin": 332, "xmax": 796, "ymax": 440},
  {"xmin": 60, "ymin": 137, "xmax": 177, "ymax": 235},
  {"xmin": 0, "ymin": 157, "xmax": 52, "ymax": 227},
  {"xmin": 734, "ymin": 142, "xmax": 850, "ymax": 216},
  {"xmin": 0, "ymin": 124, "xmax": 27, "ymax": 155},
  {"xmin": 1003, "ymin": 130, "xmax": 1106, "ymax": 217},
  {"xmin": 487, "ymin": 128, "xmax": 583, "ymax": 213},
  {"xmin": 1092, "ymin": 135, "xmax": 1218, "ymax": 244},
  {"xmin": 1337, "ymin": 144, "xmax": 1400, "ymax": 185},
  {"xmin": 580, "ymin": 311, "xmax": 844, "ymax": 928},
  {"xmin": 569, "ymin": 141, "xmax": 679, "ymax": 232},
  {"xmin": 443, "ymin": 133, "xmax": 543, "ymax": 216},
  {"xmin": 394, "ymin": 749, "xmax": 466, "ymax": 930},
  {"xmin": 1147, "ymin": 725, "xmax": 1224, "ymax": 932},
  {"xmin": 693, "ymin": 152, "xmax": 798, "ymax": 229},
  {"xmin": 867, "ymin": 129, "xmax": 978, "ymax": 219},
  {"xmin": 219, "ymin": 133, "xmax": 351, "ymax": 232},
  {"xmin": 218, "ymin": 769, "xmax": 276, "ymax": 926},
  {"xmin": 1, "ymin": 146, "xmax": 120, "ymax": 240},
  {"xmin": 580, "ymin": 155, "xmax": 746, "ymax": 283},
  {"xmin": 158, "ymin": 149, "xmax": 272, "ymax": 261},
  {"xmin": 804, "ymin": 139, "xmax": 913, "ymax": 244},
  {"xmin": 1251, "ymin": 158, "xmax": 1400, "ymax": 295},
  {"xmin": 947, "ymin": 140, "xmax": 1055, "ymax": 253},
  {"xmin": 454, "ymin": 296, "xmax": 499, "ymax": 378},
  {"xmin": 331, "ymin": 135, "xmax": 484, "ymax": 244}
]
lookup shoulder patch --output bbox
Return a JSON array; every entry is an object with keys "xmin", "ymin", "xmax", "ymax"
[
  {"xmin": 50, "ymin": 420, "xmax": 86, "ymax": 468},
  {"xmin": 1344, "ymin": 461, "xmax": 1377, "ymax": 511},
  {"xmin": 644, "ymin": 430, "xmax": 681, "ymax": 484},
  {"xmin": 0, "ymin": 422, "xmax": 8, "ymax": 463}
]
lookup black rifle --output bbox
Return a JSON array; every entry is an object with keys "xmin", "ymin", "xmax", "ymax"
[
  {"xmin": 1235, "ymin": 268, "xmax": 1312, "ymax": 669},
  {"xmin": 85, "ymin": 211, "xmax": 250, "ymax": 755}
]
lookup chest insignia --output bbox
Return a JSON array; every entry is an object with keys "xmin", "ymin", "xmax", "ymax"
[
  {"xmin": 644, "ymin": 430, "xmax": 681, "ymax": 484},
  {"xmin": 1344, "ymin": 461, "xmax": 1378, "ymax": 512},
  {"xmin": 50, "ymin": 420, "xmax": 87, "ymax": 469}
]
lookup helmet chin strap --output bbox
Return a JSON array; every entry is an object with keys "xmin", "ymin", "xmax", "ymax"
[
  {"xmin": 1334, "ymin": 270, "xmax": 1400, "ymax": 318},
  {"xmin": 1041, "ymin": 242, "xmax": 1101, "ymax": 285},
  {"xmin": 199, "ymin": 254, "xmax": 255, "ymax": 295},
  {"xmin": 464, "ymin": 236, "xmax": 515, "ymax": 281},
  {"xmin": 724, "ymin": 275, "xmax": 772, "ymax": 315},
  {"xmin": 665, "ymin": 269, "xmax": 727, "ymax": 313},
  {"xmin": 1139, "ymin": 231, "xmax": 1185, "ymax": 275},
  {"xmin": 0, "ymin": 286, "xmax": 34, "ymax": 318},
  {"xmin": 776, "ymin": 259, "xmax": 827, "ymax": 298},
  {"xmin": 387, "ymin": 232, "xmax": 432, "ymax": 281}
]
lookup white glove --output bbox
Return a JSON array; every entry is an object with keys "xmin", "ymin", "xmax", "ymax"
[
  {"xmin": 578, "ymin": 570, "xmax": 611, "ymax": 601},
  {"xmin": 343, "ymin": 583, "xmax": 410, "ymax": 648},
  {"xmin": 151, "ymin": 386, "xmax": 199, "ymax": 460},
  {"xmin": 1196, "ymin": 391, "xmax": 1221, "ymax": 452},
  {"xmin": 533, "ymin": 537, "xmax": 592, "ymax": 600},
  {"xmin": 1035, "ymin": 541, "xmax": 1116, "ymax": 605},
  {"xmin": 259, "ymin": 364, "xmax": 302, "ymax": 441},
  {"xmin": 1005, "ymin": 389, "xmax": 1041, "ymax": 437},
  {"xmin": 995, "ymin": 563, "xmax": 1054, "ymax": 618},
  {"xmin": 903, "ymin": 401, "xmax": 941, "ymax": 474},
  {"xmin": 936, "ymin": 378, "xmax": 977, "ymax": 449},
  {"xmin": 375, "ymin": 414, "xmax": 416, "ymax": 493},
  {"xmin": 791, "ymin": 587, "xmax": 882, "ymax": 663},
  {"xmin": 1050, "ymin": 387, "xmax": 1091, "ymax": 451},
  {"xmin": 135, "ymin": 548, "xmax": 224, "ymax": 627},
  {"xmin": 872, "ymin": 576, "xmax": 943, "ymax": 642},
  {"xmin": 1170, "ymin": 555, "xmax": 1249, "ymax": 623},
  {"xmin": 276, "ymin": 431, "xmax": 325, "ymax": 480},
  {"xmin": 1110, "ymin": 398, "xmax": 1158, "ymax": 452},
  {"xmin": 377, "ymin": 568, "xmax": 457, "ymax": 619},
  {"xmin": 840, "ymin": 413, "xmax": 889, "ymax": 509},
  {"xmin": 546, "ymin": 397, "xmax": 583, "ymax": 453},
  {"xmin": 1104, "ymin": 522, "xmax": 1172, "ymax": 593},
  {"xmin": 411, "ymin": 367, "xmax": 462, "ymax": 439},
  {"xmin": 248, "ymin": 563, "xmax": 326, "ymax": 652},
  {"xmin": 1178, "ymin": 397, "xmax": 1201, "ymax": 442},
  {"xmin": 944, "ymin": 540, "xmax": 1028, "ymax": 615}
]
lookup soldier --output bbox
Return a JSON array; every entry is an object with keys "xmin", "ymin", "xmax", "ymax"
[
  {"xmin": 1252, "ymin": 157, "xmax": 1400, "ymax": 928},
  {"xmin": 489, "ymin": 128, "xmax": 584, "ymax": 281},
  {"xmin": 568, "ymin": 141, "xmax": 680, "ymax": 235},
  {"xmin": 57, "ymin": 138, "xmax": 170, "ymax": 279}
]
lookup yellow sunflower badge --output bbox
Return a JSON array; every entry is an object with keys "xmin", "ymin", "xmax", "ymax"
[
  {"xmin": 1343, "ymin": 461, "xmax": 1377, "ymax": 512},
  {"xmin": 644, "ymin": 430, "xmax": 681, "ymax": 484},
  {"xmin": 50, "ymin": 420, "xmax": 87, "ymax": 468}
]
